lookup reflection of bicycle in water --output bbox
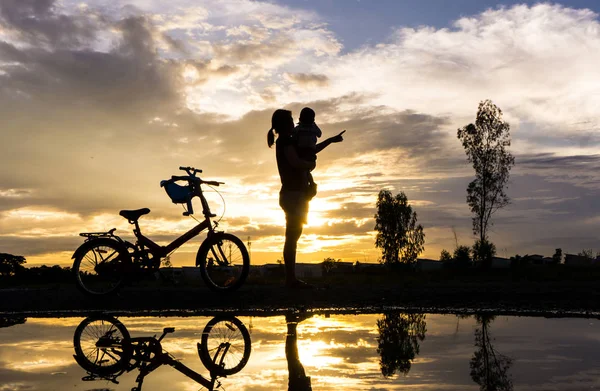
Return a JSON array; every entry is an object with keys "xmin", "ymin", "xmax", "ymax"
[
  {"xmin": 71, "ymin": 166, "xmax": 250, "ymax": 296},
  {"xmin": 72, "ymin": 315, "xmax": 251, "ymax": 390}
]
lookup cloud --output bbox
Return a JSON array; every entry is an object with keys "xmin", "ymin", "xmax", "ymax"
[
  {"xmin": 273, "ymin": 4, "xmax": 600, "ymax": 148},
  {"xmin": 516, "ymin": 153, "xmax": 600, "ymax": 188},
  {"xmin": 284, "ymin": 72, "xmax": 329, "ymax": 87},
  {"xmin": 0, "ymin": 0, "xmax": 100, "ymax": 49}
]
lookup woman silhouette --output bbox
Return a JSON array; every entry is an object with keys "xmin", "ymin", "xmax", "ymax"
[
  {"xmin": 285, "ymin": 313, "xmax": 313, "ymax": 390},
  {"xmin": 267, "ymin": 109, "xmax": 344, "ymax": 288}
]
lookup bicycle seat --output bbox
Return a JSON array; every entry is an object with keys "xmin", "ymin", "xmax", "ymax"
[{"xmin": 119, "ymin": 208, "xmax": 150, "ymax": 222}]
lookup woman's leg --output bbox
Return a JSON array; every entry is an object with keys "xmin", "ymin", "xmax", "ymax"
[
  {"xmin": 285, "ymin": 314, "xmax": 312, "ymax": 390},
  {"xmin": 279, "ymin": 190, "xmax": 310, "ymax": 288},
  {"xmin": 283, "ymin": 214, "xmax": 303, "ymax": 285}
]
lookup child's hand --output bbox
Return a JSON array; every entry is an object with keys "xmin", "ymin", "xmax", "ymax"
[{"xmin": 331, "ymin": 130, "xmax": 346, "ymax": 143}]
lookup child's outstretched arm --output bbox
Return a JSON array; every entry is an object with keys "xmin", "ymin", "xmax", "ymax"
[{"xmin": 316, "ymin": 130, "xmax": 345, "ymax": 153}]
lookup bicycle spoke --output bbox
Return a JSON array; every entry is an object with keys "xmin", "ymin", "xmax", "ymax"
[{"xmin": 98, "ymin": 249, "xmax": 118, "ymax": 264}]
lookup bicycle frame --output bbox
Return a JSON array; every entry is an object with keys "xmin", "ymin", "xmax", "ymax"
[
  {"xmin": 74, "ymin": 314, "xmax": 252, "ymax": 389},
  {"xmin": 82, "ymin": 332, "xmax": 220, "ymax": 390},
  {"xmin": 129, "ymin": 176, "xmax": 218, "ymax": 263},
  {"xmin": 133, "ymin": 219, "xmax": 211, "ymax": 260},
  {"xmin": 130, "ymin": 337, "xmax": 217, "ymax": 390}
]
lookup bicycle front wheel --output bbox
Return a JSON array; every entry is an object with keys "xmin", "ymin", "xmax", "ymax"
[
  {"xmin": 197, "ymin": 233, "xmax": 249, "ymax": 292},
  {"xmin": 72, "ymin": 239, "xmax": 129, "ymax": 296},
  {"xmin": 73, "ymin": 316, "xmax": 132, "ymax": 375},
  {"xmin": 199, "ymin": 316, "xmax": 251, "ymax": 376}
]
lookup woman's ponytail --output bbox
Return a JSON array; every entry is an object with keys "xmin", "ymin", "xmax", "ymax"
[{"xmin": 267, "ymin": 128, "xmax": 275, "ymax": 148}]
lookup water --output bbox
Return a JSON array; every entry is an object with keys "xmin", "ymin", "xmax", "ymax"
[{"xmin": 1, "ymin": 313, "xmax": 600, "ymax": 390}]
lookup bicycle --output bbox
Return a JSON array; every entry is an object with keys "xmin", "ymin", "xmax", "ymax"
[
  {"xmin": 71, "ymin": 166, "xmax": 250, "ymax": 296},
  {"xmin": 72, "ymin": 314, "xmax": 251, "ymax": 391}
]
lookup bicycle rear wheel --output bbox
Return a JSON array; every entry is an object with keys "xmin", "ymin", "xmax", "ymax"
[
  {"xmin": 73, "ymin": 316, "xmax": 132, "ymax": 375},
  {"xmin": 72, "ymin": 239, "xmax": 129, "ymax": 296},
  {"xmin": 197, "ymin": 233, "xmax": 249, "ymax": 292},
  {"xmin": 199, "ymin": 316, "xmax": 251, "ymax": 376}
]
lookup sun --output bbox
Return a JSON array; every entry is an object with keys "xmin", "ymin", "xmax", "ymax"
[{"xmin": 306, "ymin": 197, "xmax": 338, "ymax": 228}]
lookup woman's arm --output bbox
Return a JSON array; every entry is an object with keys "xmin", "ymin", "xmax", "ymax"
[
  {"xmin": 284, "ymin": 145, "xmax": 316, "ymax": 171},
  {"xmin": 316, "ymin": 130, "xmax": 345, "ymax": 154}
]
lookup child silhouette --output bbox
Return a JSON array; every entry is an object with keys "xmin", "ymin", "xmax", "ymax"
[{"xmin": 294, "ymin": 107, "xmax": 321, "ymax": 199}]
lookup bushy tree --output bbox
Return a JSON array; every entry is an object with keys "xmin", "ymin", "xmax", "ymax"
[
  {"xmin": 458, "ymin": 100, "xmax": 515, "ymax": 243},
  {"xmin": 374, "ymin": 190, "xmax": 425, "ymax": 266},
  {"xmin": 578, "ymin": 249, "xmax": 597, "ymax": 260},
  {"xmin": 0, "ymin": 253, "xmax": 26, "ymax": 277},
  {"xmin": 473, "ymin": 239, "xmax": 497, "ymax": 268},
  {"xmin": 377, "ymin": 313, "xmax": 427, "ymax": 377},
  {"xmin": 453, "ymin": 245, "xmax": 472, "ymax": 268},
  {"xmin": 552, "ymin": 248, "xmax": 562, "ymax": 264},
  {"xmin": 322, "ymin": 257, "xmax": 341, "ymax": 274},
  {"xmin": 470, "ymin": 315, "xmax": 513, "ymax": 391},
  {"xmin": 439, "ymin": 249, "xmax": 453, "ymax": 263}
]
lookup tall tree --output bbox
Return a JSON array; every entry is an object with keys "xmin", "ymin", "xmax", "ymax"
[
  {"xmin": 377, "ymin": 312, "xmax": 427, "ymax": 377},
  {"xmin": 458, "ymin": 100, "xmax": 515, "ymax": 242},
  {"xmin": 470, "ymin": 315, "xmax": 513, "ymax": 391},
  {"xmin": 374, "ymin": 190, "xmax": 425, "ymax": 265}
]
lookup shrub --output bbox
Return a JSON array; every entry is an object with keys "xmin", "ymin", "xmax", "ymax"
[{"xmin": 472, "ymin": 239, "xmax": 496, "ymax": 268}]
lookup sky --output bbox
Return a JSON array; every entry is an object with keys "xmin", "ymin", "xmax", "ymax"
[{"xmin": 1, "ymin": 0, "xmax": 600, "ymax": 267}]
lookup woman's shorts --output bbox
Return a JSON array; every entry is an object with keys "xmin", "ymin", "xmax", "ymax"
[{"xmin": 279, "ymin": 190, "xmax": 309, "ymax": 224}]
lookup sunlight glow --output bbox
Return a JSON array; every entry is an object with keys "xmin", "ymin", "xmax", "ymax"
[
  {"xmin": 297, "ymin": 339, "xmax": 344, "ymax": 368},
  {"xmin": 4, "ymin": 208, "xmax": 80, "ymax": 221},
  {"xmin": 7, "ymin": 358, "xmax": 72, "ymax": 372}
]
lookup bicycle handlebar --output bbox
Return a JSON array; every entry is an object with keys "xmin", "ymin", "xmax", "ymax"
[
  {"xmin": 179, "ymin": 166, "xmax": 202, "ymax": 174},
  {"xmin": 170, "ymin": 176, "xmax": 224, "ymax": 186}
]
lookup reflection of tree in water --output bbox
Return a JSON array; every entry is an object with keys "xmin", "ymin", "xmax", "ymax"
[
  {"xmin": 470, "ymin": 315, "xmax": 513, "ymax": 391},
  {"xmin": 376, "ymin": 313, "xmax": 427, "ymax": 377},
  {"xmin": 0, "ymin": 317, "xmax": 26, "ymax": 328}
]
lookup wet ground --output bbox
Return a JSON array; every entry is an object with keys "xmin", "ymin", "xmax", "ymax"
[
  {"xmin": 2, "ymin": 279, "xmax": 600, "ymax": 318},
  {"xmin": 2, "ymin": 311, "xmax": 600, "ymax": 390}
]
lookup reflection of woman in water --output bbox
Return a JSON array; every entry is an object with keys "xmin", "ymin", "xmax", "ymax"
[
  {"xmin": 267, "ymin": 109, "xmax": 344, "ymax": 289},
  {"xmin": 286, "ymin": 313, "xmax": 313, "ymax": 390}
]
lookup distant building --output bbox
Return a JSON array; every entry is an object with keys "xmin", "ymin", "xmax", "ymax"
[
  {"xmin": 355, "ymin": 262, "xmax": 385, "ymax": 274},
  {"xmin": 415, "ymin": 258, "xmax": 444, "ymax": 271},
  {"xmin": 511, "ymin": 254, "xmax": 557, "ymax": 267},
  {"xmin": 330, "ymin": 261, "xmax": 354, "ymax": 274},
  {"xmin": 158, "ymin": 266, "xmax": 198, "ymax": 283},
  {"xmin": 296, "ymin": 263, "xmax": 323, "ymax": 278},
  {"xmin": 527, "ymin": 254, "xmax": 555, "ymax": 265},
  {"xmin": 259, "ymin": 263, "xmax": 284, "ymax": 277},
  {"xmin": 565, "ymin": 254, "xmax": 594, "ymax": 266},
  {"xmin": 491, "ymin": 257, "xmax": 511, "ymax": 269},
  {"xmin": 181, "ymin": 266, "xmax": 201, "ymax": 279}
]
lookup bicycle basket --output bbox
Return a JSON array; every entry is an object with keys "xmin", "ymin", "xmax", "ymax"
[{"xmin": 160, "ymin": 180, "xmax": 192, "ymax": 204}]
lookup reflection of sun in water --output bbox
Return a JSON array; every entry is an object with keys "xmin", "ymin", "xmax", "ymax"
[
  {"xmin": 294, "ymin": 316, "xmax": 373, "ymax": 369},
  {"xmin": 297, "ymin": 339, "xmax": 344, "ymax": 369}
]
